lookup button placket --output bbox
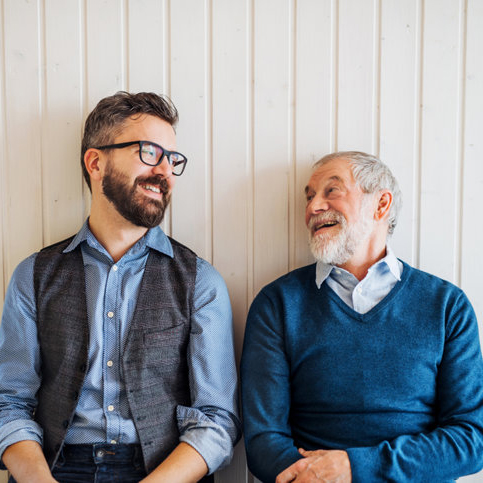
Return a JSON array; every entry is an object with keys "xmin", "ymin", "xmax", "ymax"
[{"xmin": 103, "ymin": 262, "xmax": 122, "ymax": 444}]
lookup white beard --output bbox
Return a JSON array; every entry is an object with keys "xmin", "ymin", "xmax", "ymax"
[{"xmin": 308, "ymin": 198, "xmax": 374, "ymax": 265}]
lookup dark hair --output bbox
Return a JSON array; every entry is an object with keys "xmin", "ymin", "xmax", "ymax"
[{"xmin": 81, "ymin": 91, "xmax": 179, "ymax": 190}]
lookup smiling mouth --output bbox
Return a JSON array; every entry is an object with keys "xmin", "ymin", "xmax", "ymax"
[
  {"xmin": 314, "ymin": 220, "xmax": 339, "ymax": 232},
  {"xmin": 140, "ymin": 183, "xmax": 162, "ymax": 194}
]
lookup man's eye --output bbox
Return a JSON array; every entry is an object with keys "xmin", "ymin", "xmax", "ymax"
[{"xmin": 142, "ymin": 147, "xmax": 156, "ymax": 157}]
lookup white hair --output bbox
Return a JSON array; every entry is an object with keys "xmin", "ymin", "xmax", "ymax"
[{"xmin": 313, "ymin": 151, "xmax": 402, "ymax": 235}]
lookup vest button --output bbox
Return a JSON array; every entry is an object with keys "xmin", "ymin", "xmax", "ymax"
[
  {"xmin": 79, "ymin": 364, "xmax": 87, "ymax": 372},
  {"xmin": 73, "ymin": 391, "xmax": 79, "ymax": 400},
  {"xmin": 62, "ymin": 420, "xmax": 69, "ymax": 428}
]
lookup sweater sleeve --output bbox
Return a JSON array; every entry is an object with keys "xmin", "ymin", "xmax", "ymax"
[
  {"xmin": 241, "ymin": 291, "xmax": 302, "ymax": 482},
  {"xmin": 346, "ymin": 291, "xmax": 483, "ymax": 482}
]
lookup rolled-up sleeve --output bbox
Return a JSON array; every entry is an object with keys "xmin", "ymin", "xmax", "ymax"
[
  {"xmin": 0, "ymin": 254, "xmax": 43, "ymax": 465},
  {"xmin": 177, "ymin": 258, "xmax": 241, "ymax": 474}
]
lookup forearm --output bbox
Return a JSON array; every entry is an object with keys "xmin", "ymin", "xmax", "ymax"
[
  {"xmin": 2, "ymin": 440, "xmax": 56, "ymax": 483},
  {"xmin": 140, "ymin": 442, "xmax": 208, "ymax": 483},
  {"xmin": 347, "ymin": 422, "xmax": 483, "ymax": 482}
]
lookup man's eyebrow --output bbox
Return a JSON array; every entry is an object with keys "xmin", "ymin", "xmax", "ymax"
[{"xmin": 305, "ymin": 176, "xmax": 343, "ymax": 194}]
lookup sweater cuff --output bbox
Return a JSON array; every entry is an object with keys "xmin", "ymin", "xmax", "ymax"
[{"xmin": 346, "ymin": 446, "xmax": 383, "ymax": 482}]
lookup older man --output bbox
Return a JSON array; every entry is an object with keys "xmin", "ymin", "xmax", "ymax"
[
  {"xmin": 241, "ymin": 151, "xmax": 483, "ymax": 482},
  {"xmin": 0, "ymin": 92, "xmax": 240, "ymax": 482}
]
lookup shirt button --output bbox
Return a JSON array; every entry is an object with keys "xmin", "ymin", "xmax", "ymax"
[
  {"xmin": 107, "ymin": 311, "xmax": 114, "ymax": 318},
  {"xmin": 356, "ymin": 286, "xmax": 362, "ymax": 293},
  {"xmin": 110, "ymin": 440, "xmax": 117, "ymax": 444},
  {"xmin": 335, "ymin": 269, "xmax": 341, "ymax": 275},
  {"xmin": 107, "ymin": 360, "xmax": 113, "ymax": 367},
  {"xmin": 112, "ymin": 265, "xmax": 118, "ymax": 272},
  {"xmin": 108, "ymin": 405, "xmax": 115, "ymax": 412}
]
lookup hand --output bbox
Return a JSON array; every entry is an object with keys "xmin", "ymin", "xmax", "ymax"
[{"xmin": 276, "ymin": 448, "xmax": 352, "ymax": 483}]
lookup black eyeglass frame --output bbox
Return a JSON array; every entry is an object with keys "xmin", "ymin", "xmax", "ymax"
[{"xmin": 93, "ymin": 140, "xmax": 188, "ymax": 176}]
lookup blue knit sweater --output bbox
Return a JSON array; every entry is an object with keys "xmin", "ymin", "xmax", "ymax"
[{"xmin": 241, "ymin": 262, "xmax": 483, "ymax": 482}]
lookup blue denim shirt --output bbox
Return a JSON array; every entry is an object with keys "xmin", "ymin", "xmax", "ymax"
[{"xmin": 0, "ymin": 221, "xmax": 240, "ymax": 473}]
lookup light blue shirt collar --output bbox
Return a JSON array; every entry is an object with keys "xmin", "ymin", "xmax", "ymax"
[
  {"xmin": 315, "ymin": 245, "xmax": 401, "ymax": 289},
  {"xmin": 63, "ymin": 219, "xmax": 174, "ymax": 259}
]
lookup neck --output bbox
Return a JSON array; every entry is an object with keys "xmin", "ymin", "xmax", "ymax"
[
  {"xmin": 337, "ymin": 233, "xmax": 388, "ymax": 281},
  {"xmin": 89, "ymin": 198, "xmax": 149, "ymax": 262}
]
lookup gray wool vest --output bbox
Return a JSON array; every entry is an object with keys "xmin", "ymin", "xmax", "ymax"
[{"xmin": 32, "ymin": 235, "xmax": 197, "ymax": 473}]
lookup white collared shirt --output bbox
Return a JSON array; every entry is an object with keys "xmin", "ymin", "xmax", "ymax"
[{"xmin": 315, "ymin": 246, "xmax": 403, "ymax": 314}]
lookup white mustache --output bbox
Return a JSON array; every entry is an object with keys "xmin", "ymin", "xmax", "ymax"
[{"xmin": 308, "ymin": 211, "xmax": 346, "ymax": 231}]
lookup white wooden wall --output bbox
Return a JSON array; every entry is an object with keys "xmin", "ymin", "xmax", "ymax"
[{"xmin": 1, "ymin": 1, "xmax": 482, "ymax": 482}]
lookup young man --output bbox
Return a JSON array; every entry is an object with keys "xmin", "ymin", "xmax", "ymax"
[
  {"xmin": 0, "ymin": 92, "xmax": 240, "ymax": 482},
  {"xmin": 241, "ymin": 151, "xmax": 483, "ymax": 482}
]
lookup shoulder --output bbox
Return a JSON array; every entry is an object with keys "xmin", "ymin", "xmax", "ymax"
[
  {"xmin": 248, "ymin": 264, "xmax": 316, "ymax": 318},
  {"xmin": 195, "ymin": 257, "xmax": 227, "ymax": 288},
  {"xmin": 4, "ymin": 253, "xmax": 38, "ymax": 317},
  {"xmin": 8, "ymin": 253, "xmax": 38, "ymax": 290},
  {"xmin": 167, "ymin": 236, "xmax": 197, "ymax": 258},
  {"xmin": 38, "ymin": 235, "xmax": 76, "ymax": 254},
  {"xmin": 401, "ymin": 261, "xmax": 465, "ymax": 300},
  {"xmin": 191, "ymin": 257, "xmax": 232, "ymax": 318},
  {"xmin": 399, "ymin": 261, "xmax": 475, "ymax": 327},
  {"xmin": 256, "ymin": 263, "xmax": 316, "ymax": 300}
]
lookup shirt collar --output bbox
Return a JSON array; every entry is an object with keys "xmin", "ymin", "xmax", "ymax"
[
  {"xmin": 63, "ymin": 219, "xmax": 174, "ymax": 259},
  {"xmin": 315, "ymin": 245, "xmax": 401, "ymax": 289}
]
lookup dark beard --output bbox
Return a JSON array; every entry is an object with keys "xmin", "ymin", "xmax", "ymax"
[{"xmin": 102, "ymin": 162, "xmax": 171, "ymax": 228}]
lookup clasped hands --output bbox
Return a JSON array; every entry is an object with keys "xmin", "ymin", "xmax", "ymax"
[{"xmin": 276, "ymin": 448, "xmax": 352, "ymax": 483}]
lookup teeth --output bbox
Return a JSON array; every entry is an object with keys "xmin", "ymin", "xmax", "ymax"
[
  {"xmin": 315, "ymin": 221, "xmax": 337, "ymax": 230},
  {"xmin": 143, "ymin": 184, "xmax": 161, "ymax": 194}
]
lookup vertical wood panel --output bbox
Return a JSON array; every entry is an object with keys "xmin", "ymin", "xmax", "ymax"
[
  {"xmin": 85, "ymin": 0, "xmax": 124, "ymax": 108},
  {"xmin": 337, "ymin": 0, "xmax": 376, "ymax": 152},
  {"xmin": 293, "ymin": 0, "xmax": 333, "ymax": 270},
  {"xmin": 419, "ymin": 0, "xmax": 461, "ymax": 282},
  {"xmin": 379, "ymin": 0, "xmax": 419, "ymax": 263},
  {"xmin": 0, "ymin": 4, "xmax": 5, "ymax": 475},
  {"xmin": 0, "ymin": 0, "xmax": 6, "ymax": 310},
  {"xmin": 211, "ymin": 1, "xmax": 250, "ymax": 481},
  {"xmin": 43, "ymin": 0, "xmax": 84, "ymax": 245},
  {"xmin": 127, "ymin": 0, "xmax": 166, "ymax": 93},
  {"xmin": 170, "ymin": 0, "xmax": 211, "ymax": 260},
  {"xmin": 2, "ymin": 0, "xmax": 43, "ymax": 281},
  {"xmin": 211, "ymin": 0, "xmax": 249, "ymax": 360},
  {"xmin": 461, "ymin": 0, "xmax": 483, "ymax": 347},
  {"xmin": 253, "ymin": 0, "xmax": 291, "ymax": 293}
]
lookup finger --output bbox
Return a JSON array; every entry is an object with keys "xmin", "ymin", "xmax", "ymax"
[{"xmin": 276, "ymin": 468, "xmax": 297, "ymax": 483}]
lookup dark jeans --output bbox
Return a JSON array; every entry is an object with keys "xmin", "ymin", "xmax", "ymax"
[
  {"xmin": 8, "ymin": 443, "xmax": 215, "ymax": 483},
  {"xmin": 53, "ymin": 444, "xmax": 146, "ymax": 482}
]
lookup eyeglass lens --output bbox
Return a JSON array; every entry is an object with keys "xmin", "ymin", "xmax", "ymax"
[{"xmin": 140, "ymin": 142, "xmax": 186, "ymax": 176}]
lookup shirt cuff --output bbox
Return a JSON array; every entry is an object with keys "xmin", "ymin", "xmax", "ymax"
[
  {"xmin": 177, "ymin": 405, "xmax": 235, "ymax": 474},
  {"xmin": 0, "ymin": 420, "xmax": 43, "ymax": 469}
]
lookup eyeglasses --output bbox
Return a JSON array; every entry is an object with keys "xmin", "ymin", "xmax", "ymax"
[{"xmin": 93, "ymin": 140, "xmax": 188, "ymax": 176}]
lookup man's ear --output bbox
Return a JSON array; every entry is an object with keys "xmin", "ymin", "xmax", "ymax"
[
  {"xmin": 375, "ymin": 190, "xmax": 393, "ymax": 222},
  {"xmin": 84, "ymin": 148, "xmax": 103, "ymax": 184}
]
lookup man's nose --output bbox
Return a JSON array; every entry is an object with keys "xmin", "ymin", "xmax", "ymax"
[
  {"xmin": 151, "ymin": 154, "xmax": 173, "ymax": 178},
  {"xmin": 307, "ymin": 195, "xmax": 330, "ymax": 214}
]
